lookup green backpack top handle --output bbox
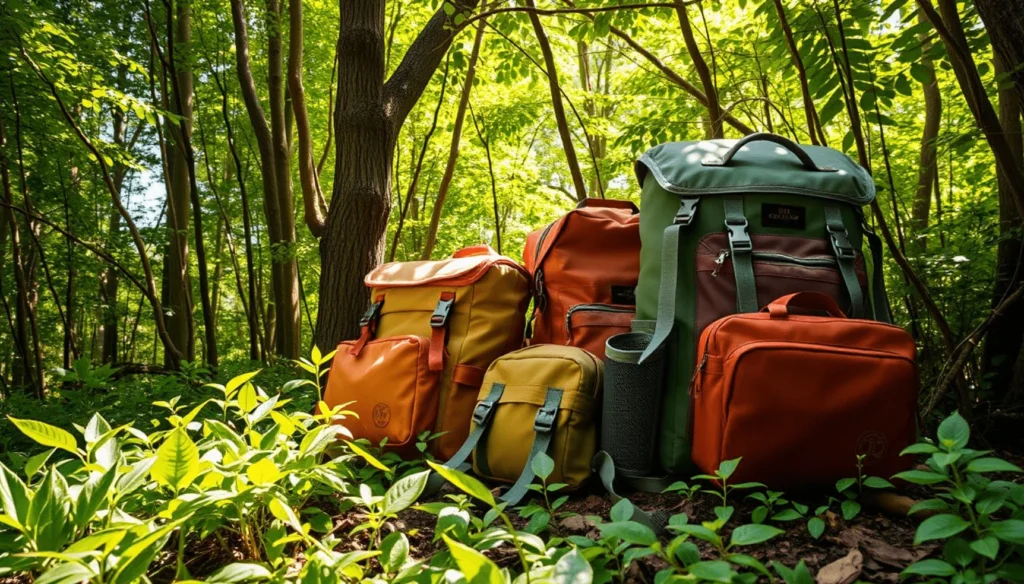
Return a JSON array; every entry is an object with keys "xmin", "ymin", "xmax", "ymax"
[{"xmin": 633, "ymin": 133, "xmax": 891, "ymax": 476}]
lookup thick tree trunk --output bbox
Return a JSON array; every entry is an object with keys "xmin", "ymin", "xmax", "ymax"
[
  {"xmin": 675, "ymin": 0, "xmax": 722, "ymax": 139},
  {"xmin": 315, "ymin": 0, "xmax": 479, "ymax": 349},
  {"xmin": 910, "ymin": 20, "xmax": 941, "ymax": 255},
  {"xmin": 974, "ymin": 0, "xmax": 1024, "ymax": 112},
  {"xmin": 982, "ymin": 55, "xmax": 1024, "ymax": 407},
  {"xmin": 527, "ymin": 0, "xmax": 588, "ymax": 201},
  {"xmin": 421, "ymin": 5, "xmax": 486, "ymax": 260},
  {"xmin": 0, "ymin": 115, "xmax": 34, "ymax": 394},
  {"xmin": 164, "ymin": 0, "xmax": 195, "ymax": 365}
]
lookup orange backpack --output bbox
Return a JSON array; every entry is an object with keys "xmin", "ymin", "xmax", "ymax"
[
  {"xmin": 323, "ymin": 245, "xmax": 530, "ymax": 459},
  {"xmin": 523, "ymin": 199, "xmax": 640, "ymax": 360},
  {"xmin": 690, "ymin": 292, "xmax": 918, "ymax": 487}
]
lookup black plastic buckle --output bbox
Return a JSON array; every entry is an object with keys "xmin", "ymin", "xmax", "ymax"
[
  {"xmin": 534, "ymin": 403, "xmax": 558, "ymax": 433},
  {"xmin": 828, "ymin": 226, "xmax": 856, "ymax": 260},
  {"xmin": 726, "ymin": 219, "xmax": 752, "ymax": 253},
  {"xmin": 430, "ymin": 297, "xmax": 455, "ymax": 328},
  {"xmin": 674, "ymin": 198, "xmax": 699, "ymax": 226},
  {"xmin": 359, "ymin": 301, "xmax": 383, "ymax": 327},
  {"xmin": 472, "ymin": 400, "xmax": 496, "ymax": 426}
]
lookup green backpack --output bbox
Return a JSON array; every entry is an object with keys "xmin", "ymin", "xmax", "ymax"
[{"xmin": 634, "ymin": 133, "xmax": 891, "ymax": 475}]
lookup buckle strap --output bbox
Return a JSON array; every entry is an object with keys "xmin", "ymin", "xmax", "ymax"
[
  {"xmin": 724, "ymin": 197, "xmax": 757, "ymax": 313},
  {"xmin": 350, "ymin": 295, "xmax": 384, "ymax": 355},
  {"xmin": 674, "ymin": 197, "xmax": 699, "ymax": 226},
  {"xmin": 824, "ymin": 205, "xmax": 865, "ymax": 319},
  {"xmin": 500, "ymin": 388, "xmax": 564, "ymax": 506},
  {"xmin": 428, "ymin": 292, "xmax": 455, "ymax": 372}
]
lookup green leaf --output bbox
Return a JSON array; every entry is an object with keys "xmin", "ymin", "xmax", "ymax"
[
  {"xmin": 27, "ymin": 469, "xmax": 71, "ymax": 551},
  {"xmin": 807, "ymin": 517, "xmax": 825, "ymax": 539},
  {"xmin": 35, "ymin": 562, "xmax": 97, "ymax": 584},
  {"xmin": 965, "ymin": 457, "xmax": 1023, "ymax": 474},
  {"xmin": 0, "ymin": 463, "xmax": 30, "ymax": 524},
  {"xmin": 863, "ymin": 476, "xmax": 895, "ymax": 489},
  {"xmin": 892, "ymin": 469, "xmax": 947, "ymax": 485},
  {"xmin": 382, "ymin": 470, "xmax": 429, "ymax": 515},
  {"xmin": 443, "ymin": 534, "xmax": 504, "ymax": 584},
  {"xmin": 729, "ymin": 554, "xmax": 772, "ymax": 579},
  {"xmin": 610, "ymin": 498, "xmax": 633, "ymax": 522},
  {"xmin": 74, "ymin": 463, "xmax": 117, "ymax": 530},
  {"xmin": 729, "ymin": 524, "xmax": 783, "ymax": 547},
  {"xmin": 346, "ymin": 441, "xmax": 391, "ymax": 473},
  {"xmin": 205, "ymin": 562, "xmax": 272, "ymax": 583},
  {"xmin": 969, "ymin": 536, "xmax": 999, "ymax": 560},
  {"xmin": 151, "ymin": 427, "xmax": 199, "ymax": 491},
  {"xmin": 672, "ymin": 541, "xmax": 700, "ymax": 566},
  {"xmin": 246, "ymin": 458, "xmax": 281, "ymax": 486},
  {"xmin": 531, "ymin": 452, "xmax": 555, "ymax": 481},
  {"xmin": 914, "ymin": 514, "xmax": 970, "ymax": 544},
  {"xmin": 225, "ymin": 370, "xmax": 261, "ymax": 398},
  {"xmin": 24, "ymin": 448, "xmax": 54, "ymax": 478},
  {"xmin": 772, "ymin": 560, "xmax": 814, "ymax": 584},
  {"xmin": 937, "ymin": 411, "xmax": 969, "ymax": 450},
  {"xmin": 598, "ymin": 521, "xmax": 657, "ymax": 545},
  {"xmin": 237, "ymin": 383, "xmax": 258, "ymax": 413},
  {"xmin": 908, "ymin": 498, "xmax": 949, "ymax": 515},
  {"xmin": 988, "ymin": 519, "xmax": 1024, "ymax": 544},
  {"xmin": 8, "ymin": 417, "xmax": 77, "ymax": 454},
  {"xmin": 771, "ymin": 509, "xmax": 803, "ymax": 522},
  {"xmin": 840, "ymin": 499, "xmax": 861, "ymax": 520},
  {"xmin": 835, "ymin": 477, "xmax": 856, "ymax": 493},
  {"xmin": 380, "ymin": 531, "xmax": 409, "ymax": 572},
  {"xmin": 900, "ymin": 442, "xmax": 939, "ymax": 455},
  {"xmin": 552, "ymin": 548, "xmax": 592, "ymax": 584},
  {"xmin": 688, "ymin": 560, "xmax": 735, "ymax": 583},
  {"xmin": 717, "ymin": 458, "xmax": 741, "ymax": 479},
  {"xmin": 901, "ymin": 559, "xmax": 956, "ymax": 578},
  {"xmin": 427, "ymin": 461, "xmax": 494, "ymax": 507}
]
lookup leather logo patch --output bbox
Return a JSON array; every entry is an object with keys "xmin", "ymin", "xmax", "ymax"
[
  {"xmin": 372, "ymin": 403, "xmax": 391, "ymax": 428},
  {"xmin": 856, "ymin": 430, "xmax": 888, "ymax": 465},
  {"xmin": 761, "ymin": 203, "xmax": 806, "ymax": 230}
]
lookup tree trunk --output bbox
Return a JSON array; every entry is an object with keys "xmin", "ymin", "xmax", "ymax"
[
  {"xmin": 164, "ymin": 0, "xmax": 195, "ymax": 365},
  {"xmin": 315, "ymin": 0, "xmax": 479, "ymax": 350},
  {"xmin": 526, "ymin": 0, "xmax": 588, "ymax": 200},
  {"xmin": 974, "ymin": 0, "xmax": 1024, "ymax": 112},
  {"xmin": 909, "ymin": 18, "xmax": 941, "ymax": 256},
  {"xmin": 772, "ymin": 0, "xmax": 821, "ymax": 145},
  {"xmin": 421, "ymin": 4, "xmax": 487, "ymax": 260},
  {"xmin": 288, "ymin": 0, "xmax": 328, "ymax": 237},
  {"xmin": 981, "ymin": 55, "xmax": 1024, "ymax": 408},
  {"xmin": 675, "ymin": 0, "xmax": 722, "ymax": 139}
]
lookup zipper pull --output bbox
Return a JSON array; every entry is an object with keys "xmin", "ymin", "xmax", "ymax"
[
  {"xmin": 711, "ymin": 250, "xmax": 729, "ymax": 278},
  {"xmin": 689, "ymin": 350, "xmax": 709, "ymax": 397}
]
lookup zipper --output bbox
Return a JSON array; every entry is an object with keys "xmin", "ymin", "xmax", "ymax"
[
  {"xmin": 710, "ymin": 249, "xmax": 840, "ymax": 277},
  {"xmin": 564, "ymin": 303, "xmax": 634, "ymax": 336}
]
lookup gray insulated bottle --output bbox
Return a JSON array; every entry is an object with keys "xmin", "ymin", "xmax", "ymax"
[{"xmin": 601, "ymin": 332, "xmax": 666, "ymax": 476}]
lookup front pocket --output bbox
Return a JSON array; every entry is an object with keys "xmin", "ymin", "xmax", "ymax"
[
  {"xmin": 716, "ymin": 342, "xmax": 916, "ymax": 486},
  {"xmin": 565, "ymin": 304, "xmax": 635, "ymax": 360},
  {"xmin": 325, "ymin": 335, "xmax": 440, "ymax": 454},
  {"xmin": 695, "ymin": 233, "xmax": 867, "ymax": 336}
]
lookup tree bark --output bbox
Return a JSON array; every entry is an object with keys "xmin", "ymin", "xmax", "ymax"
[
  {"xmin": 526, "ymin": 0, "xmax": 588, "ymax": 201},
  {"xmin": 288, "ymin": 0, "xmax": 328, "ymax": 237},
  {"xmin": 315, "ymin": 0, "xmax": 480, "ymax": 350},
  {"xmin": 909, "ymin": 18, "xmax": 941, "ymax": 255},
  {"xmin": 974, "ymin": 0, "xmax": 1024, "ymax": 112},
  {"xmin": 772, "ymin": 0, "xmax": 821, "ymax": 145},
  {"xmin": 421, "ymin": 4, "xmax": 487, "ymax": 260},
  {"xmin": 675, "ymin": 0, "xmax": 722, "ymax": 139}
]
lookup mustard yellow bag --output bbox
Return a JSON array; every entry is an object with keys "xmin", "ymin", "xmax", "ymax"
[{"xmin": 443, "ymin": 345, "xmax": 601, "ymax": 505}]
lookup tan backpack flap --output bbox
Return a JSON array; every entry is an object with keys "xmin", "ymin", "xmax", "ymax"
[{"xmin": 441, "ymin": 345, "xmax": 601, "ymax": 506}]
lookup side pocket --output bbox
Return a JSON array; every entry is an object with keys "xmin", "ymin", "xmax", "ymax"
[{"xmin": 323, "ymin": 336, "xmax": 440, "ymax": 456}]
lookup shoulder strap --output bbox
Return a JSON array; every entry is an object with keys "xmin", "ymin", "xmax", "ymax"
[
  {"xmin": 724, "ymin": 197, "xmax": 757, "ymax": 313},
  {"xmin": 500, "ymin": 388, "xmax": 563, "ymax": 506},
  {"xmin": 824, "ymin": 204, "xmax": 865, "ymax": 319},
  {"xmin": 640, "ymin": 197, "xmax": 699, "ymax": 364},
  {"xmin": 592, "ymin": 451, "xmax": 669, "ymax": 534},
  {"xmin": 864, "ymin": 229, "xmax": 892, "ymax": 323},
  {"xmin": 424, "ymin": 384, "xmax": 505, "ymax": 495}
]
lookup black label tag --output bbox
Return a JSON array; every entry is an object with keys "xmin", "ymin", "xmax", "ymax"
[
  {"xmin": 611, "ymin": 286, "xmax": 636, "ymax": 305},
  {"xmin": 761, "ymin": 203, "xmax": 807, "ymax": 230}
]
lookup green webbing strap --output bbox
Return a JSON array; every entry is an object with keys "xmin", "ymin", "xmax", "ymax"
[
  {"xmin": 592, "ymin": 451, "xmax": 669, "ymax": 535},
  {"xmin": 824, "ymin": 205, "xmax": 865, "ymax": 319},
  {"xmin": 724, "ymin": 197, "xmax": 757, "ymax": 313},
  {"xmin": 865, "ymin": 230, "xmax": 892, "ymax": 323},
  {"xmin": 639, "ymin": 198, "xmax": 698, "ymax": 364},
  {"xmin": 425, "ymin": 384, "xmax": 505, "ymax": 495},
  {"xmin": 500, "ymin": 388, "xmax": 563, "ymax": 506}
]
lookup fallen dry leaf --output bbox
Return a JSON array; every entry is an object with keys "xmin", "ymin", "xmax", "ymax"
[
  {"xmin": 815, "ymin": 549, "xmax": 863, "ymax": 584},
  {"xmin": 837, "ymin": 525, "xmax": 920, "ymax": 568}
]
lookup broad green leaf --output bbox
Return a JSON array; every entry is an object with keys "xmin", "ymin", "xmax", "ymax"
[
  {"xmin": 892, "ymin": 469, "xmax": 947, "ymax": 485},
  {"xmin": 965, "ymin": 457, "xmax": 1022, "ymax": 474},
  {"xmin": 35, "ymin": 562, "xmax": 97, "ymax": 584},
  {"xmin": 610, "ymin": 498, "xmax": 633, "ymax": 522},
  {"xmin": 969, "ymin": 536, "xmax": 999, "ymax": 560},
  {"xmin": 901, "ymin": 559, "xmax": 956, "ymax": 578},
  {"xmin": 111, "ymin": 520, "xmax": 184, "ymax": 584},
  {"xmin": 772, "ymin": 560, "xmax": 814, "ymax": 584},
  {"xmin": 531, "ymin": 452, "xmax": 555, "ymax": 481},
  {"xmin": 205, "ymin": 563, "xmax": 272, "ymax": 583},
  {"xmin": 380, "ymin": 531, "xmax": 409, "ymax": 572},
  {"xmin": 345, "ymin": 441, "xmax": 390, "ymax": 472},
  {"xmin": 246, "ymin": 458, "xmax": 281, "ymax": 486},
  {"xmin": 237, "ymin": 383, "xmax": 258, "ymax": 413},
  {"xmin": 937, "ymin": 412, "xmax": 969, "ymax": 450},
  {"xmin": 552, "ymin": 548, "xmax": 592, "ymax": 584},
  {"xmin": 8, "ymin": 417, "xmax": 77, "ymax": 454},
  {"xmin": 863, "ymin": 476, "xmax": 895, "ymax": 489},
  {"xmin": 840, "ymin": 499, "xmax": 861, "ymax": 520},
  {"xmin": 835, "ymin": 477, "xmax": 856, "ymax": 493},
  {"xmin": 914, "ymin": 514, "xmax": 970, "ymax": 544},
  {"xmin": 807, "ymin": 517, "xmax": 825, "ymax": 539},
  {"xmin": 717, "ymin": 457, "xmax": 741, "ymax": 479},
  {"xmin": 597, "ymin": 521, "xmax": 657, "ymax": 545},
  {"xmin": 73, "ymin": 463, "xmax": 118, "ymax": 530},
  {"xmin": 84, "ymin": 413, "xmax": 111, "ymax": 444},
  {"xmin": 151, "ymin": 428, "xmax": 199, "ymax": 491},
  {"xmin": 688, "ymin": 560, "xmax": 735, "ymax": 583},
  {"xmin": 729, "ymin": 554, "xmax": 772, "ymax": 579},
  {"xmin": 25, "ymin": 449, "xmax": 54, "ymax": 478},
  {"xmin": 729, "ymin": 524, "xmax": 783, "ymax": 547},
  {"xmin": 444, "ymin": 535, "xmax": 504, "ymax": 584},
  {"xmin": 900, "ymin": 442, "xmax": 939, "ymax": 455},
  {"xmin": 225, "ymin": 370, "xmax": 261, "ymax": 398},
  {"xmin": 989, "ymin": 519, "xmax": 1024, "ymax": 544},
  {"xmin": 382, "ymin": 470, "xmax": 429, "ymax": 515},
  {"xmin": 427, "ymin": 461, "xmax": 495, "ymax": 507}
]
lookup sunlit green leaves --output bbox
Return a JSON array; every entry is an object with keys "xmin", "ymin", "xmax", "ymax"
[
  {"xmin": 151, "ymin": 428, "xmax": 199, "ymax": 492},
  {"xmin": 8, "ymin": 417, "xmax": 78, "ymax": 454}
]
